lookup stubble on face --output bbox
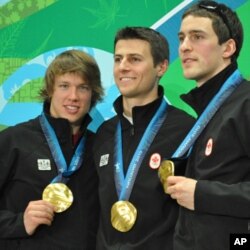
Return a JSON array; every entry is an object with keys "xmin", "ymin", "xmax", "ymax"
[
  {"xmin": 114, "ymin": 39, "xmax": 160, "ymax": 106},
  {"xmin": 179, "ymin": 16, "xmax": 226, "ymax": 86}
]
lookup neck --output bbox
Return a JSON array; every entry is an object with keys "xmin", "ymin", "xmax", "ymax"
[
  {"xmin": 72, "ymin": 125, "xmax": 81, "ymax": 135},
  {"xmin": 123, "ymin": 94, "xmax": 158, "ymax": 117},
  {"xmin": 122, "ymin": 87, "xmax": 159, "ymax": 117},
  {"xmin": 197, "ymin": 61, "xmax": 232, "ymax": 87}
]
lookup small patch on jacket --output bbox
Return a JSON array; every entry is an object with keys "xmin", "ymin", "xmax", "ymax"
[
  {"xmin": 205, "ymin": 138, "xmax": 213, "ymax": 156},
  {"xmin": 37, "ymin": 159, "xmax": 51, "ymax": 170},
  {"xmin": 149, "ymin": 153, "xmax": 161, "ymax": 169},
  {"xmin": 99, "ymin": 154, "xmax": 109, "ymax": 167}
]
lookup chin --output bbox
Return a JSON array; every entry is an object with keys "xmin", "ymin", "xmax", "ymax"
[
  {"xmin": 183, "ymin": 74, "xmax": 194, "ymax": 80},
  {"xmin": 183, "ymin": 70, "xmax": 198, "ymax": 80}
]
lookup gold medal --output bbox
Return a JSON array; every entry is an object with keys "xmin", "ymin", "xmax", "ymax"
[
  {"xmin": 158, "ymin": 160, "xmax": 175, "ymax": 193},
  {"xmin": 42, "ymin": 183, "xmax": 73, "ymax": 213},
  {"xmin": 111, "ymin": 200, "xmax": 137, "ymax": 232}
]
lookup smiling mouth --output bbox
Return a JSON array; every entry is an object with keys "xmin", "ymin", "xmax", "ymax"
[
  {"xmin": 65, "ymin": 105, "xmax": 79, "ymax": 113},
  {"xmin": 119, "ymin": 77, "xmax": 136, "ymax": 81},
  {"xmin": 183, "ymin": 58, "xmax": 196, "ymax": 64}
]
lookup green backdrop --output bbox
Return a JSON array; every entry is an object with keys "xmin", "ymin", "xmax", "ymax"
[{"xmin": 0, "ymin": 0, "xmax": 249, "ymax": 131}]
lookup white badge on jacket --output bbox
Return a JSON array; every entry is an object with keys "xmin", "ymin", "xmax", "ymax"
[
  {"xmin": 99, "ymin": 154, "xmax": 109, "ymax": 167},
  {"xmin": 37, "ymin": 159, "xmax": 51, "ymax": 170}
]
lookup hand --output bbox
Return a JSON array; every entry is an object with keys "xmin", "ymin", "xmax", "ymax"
[
  {"xmin": 166, "ymin": 176, "xmax": 197, "ymax": 210},
  {"xmin": 23, "ymin": 200, "xmax": 55, "ymax": 235}
]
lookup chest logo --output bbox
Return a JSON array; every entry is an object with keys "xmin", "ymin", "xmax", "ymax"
[
  {"xmin": 205, "ymin": 138, "xmax": 213, "ymax": 156},
  {"xmin": 37, "ymin": 159, "xmax": 51, "ymax": 170},
  {"xmin": 149, "ymin": 153, "xmax": 161, "ymax": 169},
  {"xmin": 99, "ymin": 154, "xmax": 109, "ymax": 167}
]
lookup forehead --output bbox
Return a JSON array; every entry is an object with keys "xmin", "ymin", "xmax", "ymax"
[
  {"xmin": 115, "ymin": 39, "xmax": 151, "ymax": 56},
  {"xmin": 180, "ymin": 15, "xmax": 214, "ymax": 35},
  {"xmin": 55, "ymin": 72, "xmax": 87, "ymax": 83}
]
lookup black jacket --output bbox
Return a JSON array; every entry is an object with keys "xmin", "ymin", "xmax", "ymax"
[
  {"xmin": 93, "ymin": 86, "xmax": 195, "ymax": 250},
  {"xmin": 175, "ymin": 63, "xmax": 250, "ymax": 250},
  {"xmin": 0, "ymin": 104, "xmax": 99, "ymax": 250}
]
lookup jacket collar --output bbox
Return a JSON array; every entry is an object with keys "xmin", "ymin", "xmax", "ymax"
[
  {"xmin": 181, "ymin": 62, "xmax": 238, "ymax": 116},
  {"xmin": 113, "ymin": 85, "xmax": 165, "ymax": 129},
  {"xmin": 42, "ymin": 101, "xmax": 92, "ymax": 140}
]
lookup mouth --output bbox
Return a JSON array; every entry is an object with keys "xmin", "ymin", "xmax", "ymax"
[
  {"xmin": 182, "ymin": 58, "xmax": 196, "ymax": 65},
  {"xmin": 64, "ymin": 105, "xmax": 79, "ymax": 114},
  {"xmin": 119, "ymin": 76, "xmax": 136, "ymax": 82}
]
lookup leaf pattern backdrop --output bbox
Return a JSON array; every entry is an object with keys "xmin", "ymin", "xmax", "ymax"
[{"xmin": 0, "ymin": 0, "xmax": 249, "ymax": 131}]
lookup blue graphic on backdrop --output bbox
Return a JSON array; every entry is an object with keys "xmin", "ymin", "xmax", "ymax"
[
  {"xmin": 0, "ymin": 0, "xmax": 247, "ymax": 131},
  {"xmin": 0, "ymin": 46, "xmax": 117, "ymax": 131},
  {"xmin": 152, "ymin": 0, "xmax": 247, "ymax": 63}
]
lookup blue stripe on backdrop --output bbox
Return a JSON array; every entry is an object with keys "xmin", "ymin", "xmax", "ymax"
[{"xmin": 153, "ymin": 0, "xmax": 247, "ymax": 63}]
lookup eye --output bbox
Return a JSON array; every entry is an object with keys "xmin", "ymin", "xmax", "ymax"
[
  {"xmin": 131, "ymin": 57, "xmax": 140, "ymax": 62},
  {"xmin": 79, "ymin": 85, "xmax": 91, "ymax": 92},
  {"xmin": 58, "ymin": 83, "xmax": 69, "ymax": 89},
  {"xmin": 178, "ymin": 35, "xmax": 185, "ymax": 43},
  {"xmin": 190, "ymin": 33, "xmax": 204, "ymax": 41},
  {"xmin": 114, "ymin": 56, "xmax": 121, "ymax": 63}
]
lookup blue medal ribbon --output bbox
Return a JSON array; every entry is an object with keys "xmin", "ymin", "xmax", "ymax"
[
  {"xmin": 39, "ymin": 113, "xmax": 86, "ymax": 183},
  {"xmin": 172, "ymin": 69, "xmax": 243, "ymax": 158},
  {"xmin": 114, "ymin": 99, "xmax": 168, "ymax": 200}
]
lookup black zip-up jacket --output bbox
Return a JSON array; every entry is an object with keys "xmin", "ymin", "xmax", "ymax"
[
  {"xmin": 0, "ymin": 103, "xmax": 99, "ymax": 250},
  {"xmin": 93, "ymin": 86, "xmax": 195, "ymax": 250},
  {"xmin": 174, "ymin": 63, "xmax": 250, "ymax": 250}
]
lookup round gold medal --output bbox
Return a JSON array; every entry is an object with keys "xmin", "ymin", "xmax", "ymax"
[
  {"xmin": 111, "ymin": 200, "xmax": 137, "ymax": 232},
  {"xmin": 158, "ymin": 160, "xmax": 175, "ymax": 193},
  {"xmin": 42, "ymin": 183, "xmax": 73, "ymax": 213}
]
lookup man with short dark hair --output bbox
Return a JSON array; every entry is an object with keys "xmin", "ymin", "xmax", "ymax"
[
  {"xmin": 167, "ymin": 1, "xmax": 250, "ymax": 249},
  {"xmin": 93, "ymin": 26, "xmax": 195, "ymax": 250}
]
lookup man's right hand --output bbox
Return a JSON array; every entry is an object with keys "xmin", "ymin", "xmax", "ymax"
[{"xmin": 23, "ymin": 200, "xmax": 55, "ymax": 235}]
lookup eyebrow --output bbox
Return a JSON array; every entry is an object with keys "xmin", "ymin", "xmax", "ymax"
[
  {"xmin": 56, "ymin": 80, "xmax": 70, "ymax": 84},
  {"xmin": 178, "ymin": 29, "xmax": 207, "ymax": 36},
  {"xmin": 56, "ymin": 80, "xmax": 88, "ymax": 85},
  {"xmin": 114, "ymin": 53, "xmax": 142, "ymax": 57}
]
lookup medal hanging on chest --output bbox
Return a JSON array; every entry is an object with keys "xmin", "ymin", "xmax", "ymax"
[
  {"xmin": 39, "ymin": 113, "xmax": 85, "ymax": 213},
  {"xmin": 158, "ymin": 160, "xmax": 175, "ymax": 193},
  {"xmin": 112, "ymin": 99, "xmax": 168, "ymax": 232},
  {"xmin": 157, "ymin": 69, "xmax": 243, "ymax": 193},
  {"xmin": 42, "ymin": 183, "xmax": 73, "ymax": 213},
  {"xmin": 111, "ymin": 200, "xmax": 137, "ymax": 232}
]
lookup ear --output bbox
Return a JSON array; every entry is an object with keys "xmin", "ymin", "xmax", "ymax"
[
  {"xmin": 222, "ymin": 39, "xmax": 236, "ymax": 59},
  {"xmin": 156, "ymin": 59, "xmax": 168, "ymax": 77}
]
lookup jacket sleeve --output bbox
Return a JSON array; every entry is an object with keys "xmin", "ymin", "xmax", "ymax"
[
  {"xmin": 0, "ymin": 211, "xmax": 28, "ymax": 238},
  {"xmin": 195, "ymin": 180, "xmax": 250, "ymax": 218},
  {"xmin": 0, "ymin": 129, "xmax": 29, "ymax": 239}
]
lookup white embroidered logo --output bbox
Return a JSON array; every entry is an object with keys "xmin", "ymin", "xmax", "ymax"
[
  {"xmin": 37, "ymin": 159, "xmax": 51, "ymax": 170},
  {"xmin": 99, "ymin": 154, "xmax": 109, "ymax": 167}
]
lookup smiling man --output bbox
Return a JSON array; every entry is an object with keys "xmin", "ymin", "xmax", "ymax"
[
  {"xmin": 0, "ymin": 50, "xmax": 104, "ymax": 249},
  {"xmin": 93, "ymin": 26, "xmax": 195, "ymax": 250}
]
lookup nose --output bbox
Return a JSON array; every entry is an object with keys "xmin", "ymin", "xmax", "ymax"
[
  {"xmin": 119, "ymin": 58, "xmax": 130, "ymax": 71},
  {"xmin": 179, "ymin": 37, "xmax": 192, "ymax": 53},
  {"xmin": 68, "ymin": 87, "xmax": 78, "ymax": 100}
]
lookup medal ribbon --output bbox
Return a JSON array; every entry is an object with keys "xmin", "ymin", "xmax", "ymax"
[
  {"xmin": 39, "ymin": 113, "xmax": 86, "ymax": 183},
  {"xmin": 172, "ymin": 69, "xmax": 243, "ymax": 158},
  {"xmin": 114, "ymin": 99, "xmax": 168, "ymax": 200}
]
